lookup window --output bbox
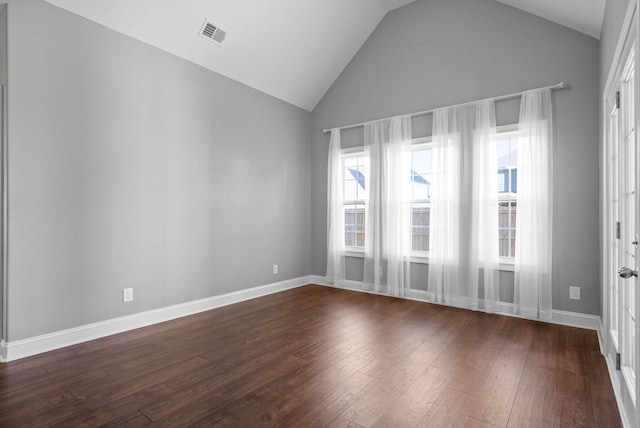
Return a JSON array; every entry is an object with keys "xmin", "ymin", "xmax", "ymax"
[
  {"xmin": 343, "ymin": 154, "xmax": 367, "ymax": 249},
  {"xmin": 496, "ymin": 132, "xmax": 518, "ymax": 259},
  {"xmin": 339, "ymin": 135, "xmax": 514, "ymax": 260},
  {"xmin": 411, "ymin": 143, "xmax": 432, "ymax": 253},
  {"xmin": 498, "ymin": 173, "xmax": 505, "ymax": 192},
  {"xmin": 342, "ymin": 145, "xmax": 433, "ymax": 254}
]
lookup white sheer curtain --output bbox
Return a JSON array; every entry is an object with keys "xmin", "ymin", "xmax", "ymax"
[
  {"xmin": 363, "ymin": 116, "xmax": 412, "ymax": 296},
  {"xmin": 472, "ymin": 100, "xmax": 500, "ymax": 312},
  {"xmin": 428, "ymin": 101, "xmax": 498, "ymax": 310},
  {"xmin": 326, "ymin": 129, "xmax": 346, "ymax": 287},
  {"xmin": 385, "ymin": 117, "xmax": 412, "ymax": 297},
  {"xmin": 326, "ymin": 87, "xmax": 554, "ymax": 319},
  {"xmin": 515, "ymin": 88, "xmax": 553, "ymax": 320},
  {"xmin": 427, "ymin": 107, "xmax": 461, "ymax": 304}
]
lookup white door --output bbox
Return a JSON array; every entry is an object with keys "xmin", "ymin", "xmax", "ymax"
[
  {"xmin": 618, "ymin": 44, "xmax": 638, "ymax": 410},
  {"xmin": 604, "ymin": 12, "xmax": 640, "ymax": 423}
]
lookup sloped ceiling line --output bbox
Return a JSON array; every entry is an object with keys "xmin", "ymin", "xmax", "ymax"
[{"xmin": 43, "ymin": 0, "xmax": 604, "ymax": 111}]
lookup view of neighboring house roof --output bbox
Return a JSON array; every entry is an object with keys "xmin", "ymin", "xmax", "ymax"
[
  {"xmin": 498, "ymin": 150, "xmax": 518, "ymax": 170},
  {"xmin": 348, "ymin": 168, "xmax": 366, "ymax": 190}
]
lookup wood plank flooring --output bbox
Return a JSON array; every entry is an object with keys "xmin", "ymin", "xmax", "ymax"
[{"xmin": 0, "ymin": 285, "xmax": 622, "ymax": 427}]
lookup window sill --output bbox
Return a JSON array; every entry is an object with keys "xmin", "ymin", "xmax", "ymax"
[
  {"xmin": 343, "ymin": 251, "xmax": 516, "ymax": 272},
  {"xmin": 498, "ymin": 261, "xmax": 515, "ymax": 272},
  {"xmin": 344, "ymin": 250, "xmax": 365, "ymax": 258}
]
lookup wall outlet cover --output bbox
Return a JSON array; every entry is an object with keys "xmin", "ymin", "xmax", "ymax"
[
  {"xmin": 123, "ymin": 288, "xmax": 134, "ymax": 303},
  {"xmin": 569, "ymin": 286, "xmax": 581, "ymax": 300}
]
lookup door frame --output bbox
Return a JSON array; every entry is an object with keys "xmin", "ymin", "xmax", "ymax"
[
  {"xmin": 0, "ymin": 3, "xmax": 7, "ymax": 362},
  {"xmin": 1, "ymin": 83, "xmax": 6, "ymax": 353},
  {"xmin": 602, "ymin": 0, "xmax": 640, "ymax": 426}
]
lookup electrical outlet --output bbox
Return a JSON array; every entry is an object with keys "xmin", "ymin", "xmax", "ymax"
[
  {"xmin": 123, "ymin": 288, "xmax": 133, "ymax": 303},
  {"xmin": 273, "ymin": 264, "xmax": 278, "ymax": 274},
  {"xmin": 569, "ymin": 286, "xmax": 580, "ymax": 300}
]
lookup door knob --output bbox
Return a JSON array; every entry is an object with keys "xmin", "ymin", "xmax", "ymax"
[{"xmin": 619, "ymin": 267, "xmax": 638, "ymax": 278}]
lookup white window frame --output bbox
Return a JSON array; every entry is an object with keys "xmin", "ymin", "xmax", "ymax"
[
  {"xmin": 498, "ymin": 174, "xmax": 506, "ymax": 192},
  {"xmin": 495, "ymin": 124, "xmax": 520, "ymax": 269},
  {"xmin": 342, "ymin": 147, "xmax": 367, "ymax": 255},
  {"xmin": 410, "ymin": 137, "xmax": 433, "ymax": 263}
]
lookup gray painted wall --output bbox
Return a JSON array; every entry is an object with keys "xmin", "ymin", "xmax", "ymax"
[
  {"xmin": 310, "ymin": 0, "xmax": 600, "ymax": 315},
  {"xmin": 0, "ymin": 5, "xmax": 5, "ymax": 86},
  {"xmin": 5, "ymin": 0, "xmax": 311, "ymax": 340},
  {"xmin": 1, "ymin": 0, "xmax": 607, "ymax": 342}
]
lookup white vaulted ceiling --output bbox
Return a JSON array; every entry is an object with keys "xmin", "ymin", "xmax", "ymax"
[
  {"xmin": 44, "ymin": 0, "xmax": 416, "ymax": 111},
  {"xmin": 43, "ymin": 0, "xmax": 605, "ymax": 111}
]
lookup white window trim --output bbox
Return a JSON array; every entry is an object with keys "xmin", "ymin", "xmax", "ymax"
[
  {"xmin": 410, "ymin": 137, "xmax": 433, "ymax": 258},
  {"xmin": 495, "ymin": 124, "xmax": 520, "ymax": 264},
  {"xmin": 342, "ymin": 150, "xmax": 367, "ymax": 252},
  {"xmin": 345, "ymin": 249, "xmax": 365, "ymax": 257},
  {"xmin": 342, "ymin": 250, "xmax": 514, "ymax": 271},
  {"xmin": 495, "ymin": 123, "xmax": 519, "ymax": 135},
  {"xmin": 342, "ymin": 146, "xmax": 365, "ymax": 155}
]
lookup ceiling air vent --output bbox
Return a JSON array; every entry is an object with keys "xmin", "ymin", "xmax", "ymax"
[{"xmin": 199, "ymin": 19, "xmax": 226, "ymax": 45}]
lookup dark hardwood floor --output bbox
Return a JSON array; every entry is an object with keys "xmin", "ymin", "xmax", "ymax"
[{"xmin": 0, "ymin": 285, "xmax": 621, "ymax": 427}]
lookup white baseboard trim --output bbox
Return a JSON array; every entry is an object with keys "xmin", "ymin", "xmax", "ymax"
[
  {"xmin": 1, "ymin": 275, "xmax": 313, "ymax": 363},
  {"xmin": 550, "ymin": 308, "xmax": 601, "ymax": 331},
  {"xmin": 602, "ymin": 351, "xmax": 634, "ymax": 428},
  {"xmin": 598, "ymin": 320, "xmax": 636, "ymax": 428},
  {"xmin": 597, "ymin": 318, "xmax": 605, "ymax": 355},
  {"xmin": 314, "ymin": 277, "xmax": 601, "ymax": 331},
  {"xmin": 308, "ymin": 275, "xmax": 330, "ymax": 286}
]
